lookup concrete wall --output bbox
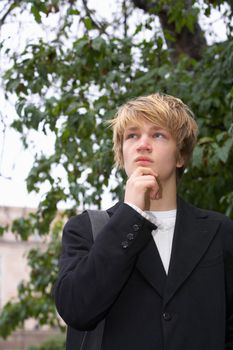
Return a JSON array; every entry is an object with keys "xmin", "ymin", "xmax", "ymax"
[{"xmin": 0, "ymin": 329, "xmax": 62, "ymax": 350}]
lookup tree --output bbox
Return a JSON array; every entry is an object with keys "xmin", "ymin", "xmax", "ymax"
[{"xmin": 0, "ymin": 0, "xmax": 232, "ymax": 338}]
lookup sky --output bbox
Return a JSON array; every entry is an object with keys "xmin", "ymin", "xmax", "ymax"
[{"xmin": 0, "ymin": 1, "xmax": 230, "ymax": 209}]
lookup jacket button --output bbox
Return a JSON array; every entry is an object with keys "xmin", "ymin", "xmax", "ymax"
[
  {"xmin": 133, "ymin": 224, "xmax": 140, "ymax": 231},
  {"xmin": 121, "ymin": 241, "xmax": 129, "ymax": 249},
  {"xmin": 162, "ymin": 312, "xmax": 172, "ymax": 321},
  {"xmin": 126, "ymin": 233, "xmax": 135, "ymax": 241}
]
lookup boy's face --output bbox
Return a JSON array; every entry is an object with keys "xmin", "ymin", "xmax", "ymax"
[{"xmin": 122, "ymin": 120, "xmax": 184, "ymax": 184}]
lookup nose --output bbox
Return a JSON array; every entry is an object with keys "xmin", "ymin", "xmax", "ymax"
[{"xmin": 136, "ymin": 135, "xmax": 152, "ymax": 152}]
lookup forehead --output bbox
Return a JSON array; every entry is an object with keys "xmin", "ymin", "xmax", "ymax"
[{"xmin": 124, "ymin": 119, "xmax": 168, "ymax": 131}]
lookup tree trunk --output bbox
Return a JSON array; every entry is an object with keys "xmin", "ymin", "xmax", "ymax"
[{"xmin": 131, "ymin": 0, "xmax": 207, "ymax": 62}]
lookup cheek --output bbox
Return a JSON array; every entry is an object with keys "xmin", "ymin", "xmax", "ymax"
[
  {"xmin": 122, "ymin": 145, "xmax": 128, "ymax": 164},
  {"xmin": 122, "ymin": 145, "xmax": 134, "ymax": 176},
  {"xmin": 157, "ymin": 147, "xmax": 179, "ymax": 171},
  {"xmin": 159, "ymin": 146, "xmax": 176, "ymax": 160},
  {"xmin": 122, "ymin": 145, "xmax": 127, "ymax": 163}
]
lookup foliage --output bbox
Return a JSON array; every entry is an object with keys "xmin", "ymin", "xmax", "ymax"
[
  {"xmin": 0, "ymin": 0, "xmax": 232, "ymax": 339},
  {"xmin": 0, "ymin": 219, "xmax": 65, "ymax": 338}
]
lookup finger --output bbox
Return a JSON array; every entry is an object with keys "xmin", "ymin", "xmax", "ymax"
[
  {"xmin": 149, "ymin": 189, "xmax": 157, "ymax": 200},
  {"xmin": 143, "ymin": 178, "xmax": 160, "ymax": 197},
  {"xmin": 132, "ymin": 166, "xmax": 158, "ymax": 178},
  {"xmin": 155, "ymin": 190, "xmax": 162, "ymax": 200},
  {"xmin": 149, "ymin": 176, "xmax": 162, "ymax": 200},
  {"xmin": 155, "ymin": 176, "xmax": 162, "ymax": 199}
]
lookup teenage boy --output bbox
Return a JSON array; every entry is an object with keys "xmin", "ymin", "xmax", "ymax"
[{"xmin": 54, "ymin": 93, "xmax": 233, "ymax": 350}]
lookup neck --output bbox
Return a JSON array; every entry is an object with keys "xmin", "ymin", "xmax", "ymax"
[{"xmin": 148, "ymin": 180, "xmax": 177, "ymax": 211}]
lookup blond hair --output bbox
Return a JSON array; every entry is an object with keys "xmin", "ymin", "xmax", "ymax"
[{"xmin": 109, "ymin": 93, "xmax": 198, "ymax": 178}]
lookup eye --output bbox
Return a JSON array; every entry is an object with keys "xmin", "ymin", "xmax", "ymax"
[
  {"xmin": 125, "ymin": 133, "xmax": 138, "ymax": 139},
  {"xmin": 153, "ymin": 132, "xmax": 165, "ymax": 139}
]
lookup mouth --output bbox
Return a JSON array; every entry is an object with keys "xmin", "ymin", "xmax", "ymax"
[{"xmin": 135, "ymin": 157, "xmax": 153, "ymax": 164}]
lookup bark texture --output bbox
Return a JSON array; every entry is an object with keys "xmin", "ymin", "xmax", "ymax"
[{"xmin": 132, "ymin": 0, "xmax": 207, "ymax": 62}]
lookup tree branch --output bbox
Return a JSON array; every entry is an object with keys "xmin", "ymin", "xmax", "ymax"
[
  {"xmin": 0, "ymin": 0, "xmax": 20, "ymax": 27},
  {"xmin": 131, "ymin": 0, "xmax": 207, "ymax": 62},
  {"xmin": 81, "ymin": 0, "xmax": 108, "ymax": 34}
]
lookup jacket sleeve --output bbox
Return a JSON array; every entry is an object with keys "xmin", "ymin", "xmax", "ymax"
[
  {"xmin": 223, "ymin": 217, "xmax": 233, "ymax": 349},
  {"xmin": 54, "ymin": 203, "xmax": 156, "ymax": 331}
]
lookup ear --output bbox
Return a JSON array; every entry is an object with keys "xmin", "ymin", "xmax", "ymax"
[{"xmin": 176, "ymin": 153, "xmax": 185, "ymax": 168}]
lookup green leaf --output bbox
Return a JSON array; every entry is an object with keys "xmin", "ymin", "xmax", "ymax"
[
  {"xmin": 92, "ymin": 37, "xmax": 105, "ymax": 51},
  {"xmin": 156, "ymin": 36, "xmax": 163, "ymax": 50},
  {"xmin": 216, "ymin": 138, "xmax": 233, "ymax": 163},
  {"xmin": 31, "ymin": 5, "xmax": 42, "ymax": 24},
  {"xmin": 68, "ymin": 9, "xmax": 80, "ymax": 16},
  {"xmin": 83, "ymin": 17, "xmax": 93, "ymax": 30},
  {"xmin": 0, "ymin": 225, "xmax": 8, "ymax": 236},
  {"xmin": 198, "ymin": 137, "xmax": 214, "ymax": 145}
]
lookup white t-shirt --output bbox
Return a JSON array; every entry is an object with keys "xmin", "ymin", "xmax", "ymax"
[{"xmin": 146, "ymin": 210, "xmax": 176, "ymax": 274}]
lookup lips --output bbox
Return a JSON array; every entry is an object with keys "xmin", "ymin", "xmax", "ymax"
[{"xmin": 135, "ymin": 156, "xmax": 153, "ymax": 163}]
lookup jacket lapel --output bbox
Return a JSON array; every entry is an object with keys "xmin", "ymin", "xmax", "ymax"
[
  {"xmin": 136, "ymin": 238, "xmax": 167, "ymax": 298},
  {"xmin": 163, "ymin": 197, "xmax": 221, "ymax": 306},
  {"xmin": 107, "ymin": 201, "xmax": 166, "ymax": 298}
]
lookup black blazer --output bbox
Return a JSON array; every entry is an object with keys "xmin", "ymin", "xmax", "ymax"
[{"xmin": 54, "ymin": 197, "xmax": 233, "ymax": 350}]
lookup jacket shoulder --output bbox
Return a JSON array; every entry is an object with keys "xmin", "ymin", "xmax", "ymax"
[
  {"xmin": 62, "ymin": 210, "xmax": 93, "ymax": 244},
  {"xmin": 62, "ymin": 201, "xmax": 121, "ymax": 243}
]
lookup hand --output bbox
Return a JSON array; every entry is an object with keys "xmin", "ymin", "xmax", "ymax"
[{"xmin": 124, "ymin": 167, "xmax": 161, "ymax": 211}]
